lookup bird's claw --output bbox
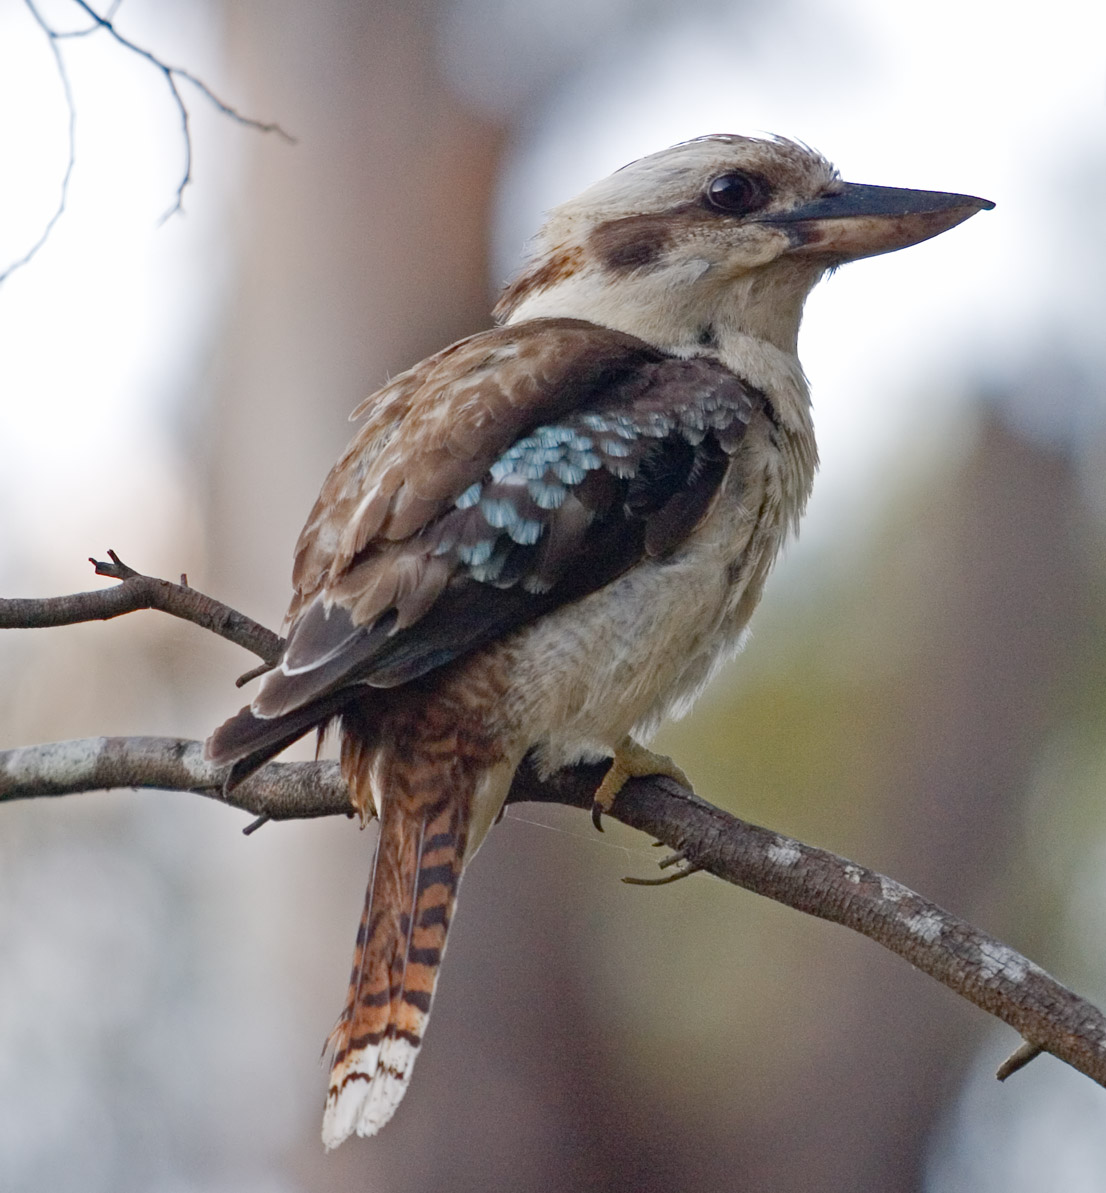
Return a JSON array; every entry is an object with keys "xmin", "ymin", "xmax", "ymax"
[{"xmin": 590, "ymin": 736, "xmax": 690, "ymax": 832}]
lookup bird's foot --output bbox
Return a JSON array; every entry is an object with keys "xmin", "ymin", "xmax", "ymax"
[{"xmin": 591, "ymin": 736, "xmax": 690, "ymax": 831}]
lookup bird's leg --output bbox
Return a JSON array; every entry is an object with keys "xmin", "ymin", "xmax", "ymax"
[{"xmin": 591, "ymin": 735, "xmax": 690, "ymax": 830}]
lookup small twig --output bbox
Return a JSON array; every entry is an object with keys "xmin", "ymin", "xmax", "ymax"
[
  {"xmin": 51, "ymin": 0, "xmax": 122, "ymax": 37},
  {"xmin": 622, "ymin": 865, "xmax": 703, "ymax": 886},
  {"xmin": 2, "ymin": 1, "xmax": 79, "ymax": 286},
  {"xmin": 92, "ymin": 548, "xmax": 138, "ymax": 580},
  {"xmin": 0, "ymin": 551, "xmax": 284, "ymax": 664},
  {"xmin": 236, "ymin": 661, "xmax": 276, "ymax": 688},
  {"xmin": 68, "ymin": 0, "xmax": 294, "ymax": 221},
  {"xmin": 242, "ymin": 812, "xmax": 272, "ymax": 836},
  {"xmin": 622, "ymin": 852, "xmax": 703, "ymax": 885},
  {"xmin": 996, "ymin": 1040, "xmax": 1045, "ymax": 1081},
  {"xmin": 5, "ymin": 0, "xmax": 293, "ymax": 283}
]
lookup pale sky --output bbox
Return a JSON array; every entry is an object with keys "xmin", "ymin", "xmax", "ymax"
[{"xmin": 0, "ymin": 2, "xmax": 230, "ymax": 595}]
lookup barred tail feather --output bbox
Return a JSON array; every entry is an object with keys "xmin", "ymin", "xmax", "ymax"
[{"xmin": 322, "ymin": 783, "xmax": 467, "ymax": 1147}]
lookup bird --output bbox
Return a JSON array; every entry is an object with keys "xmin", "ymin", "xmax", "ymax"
[{"xmin": 205, "ymin": 134, "xmax": 992, "ymax": 1147}]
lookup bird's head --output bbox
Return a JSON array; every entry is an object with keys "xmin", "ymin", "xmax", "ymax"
[{"xmin": 496, "ymin": 135, "xmax": 992, "ymax": 357}]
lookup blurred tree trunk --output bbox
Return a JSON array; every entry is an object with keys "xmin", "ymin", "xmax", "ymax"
[{"xmin": 207, "ymin": 0, "xmax": 506, "ymax": 620}]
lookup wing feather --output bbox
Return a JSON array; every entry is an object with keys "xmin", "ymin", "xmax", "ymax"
[{"xmin": 209, "ymin": 317, "xmax": 766, "ymax": 772}]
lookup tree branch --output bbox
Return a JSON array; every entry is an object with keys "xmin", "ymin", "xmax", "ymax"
[
  {"xmin": 0, "ymin": 735, "xmax": 348, "ymax": 819},
  {"xmin": 2, "ymin": 734, "xmax": 1104, "ymax": 1091},
  {"xmin": 66, "ymin": 0, "xmax": 295, "ymax": 222},
  {"xmin": 4, "ymin": 0, "xmax": 294, "ymax": 284},
  {"xmin": 511, "ymin": 760, "xmax": 1106, "ymax": 1089},
  {"xmin": 0, "ymin": 551, "xmax": 283, "ymax": 665},
  {"xmin": 4, "ymin": 561, "xmax": 1105, "ymax": 1092},
  {"xmin": 4, "ymin": 0, "xmax": 80, "ymax": 286}
]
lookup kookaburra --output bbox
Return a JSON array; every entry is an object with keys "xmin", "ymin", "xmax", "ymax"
[{"xmin": 206, "ymin": 135, "xmax": 992, "ymax": 1146}]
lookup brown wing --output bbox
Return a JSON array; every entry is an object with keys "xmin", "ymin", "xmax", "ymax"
[
  {"xmin": 207, "ymin": 317, "xmax": 764, "ymax": 774},
  {"xmin": 288, "ymin": 317, "xmax": 674, "ymax": 617}
]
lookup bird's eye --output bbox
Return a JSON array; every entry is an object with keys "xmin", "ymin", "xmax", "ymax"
[{"xmin": 705, "ymin": 172, "xmax": 770, "ymax": 215}]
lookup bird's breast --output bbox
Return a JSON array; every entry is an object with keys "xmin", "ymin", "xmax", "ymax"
[{"xmin": 498, "ymin": 426, "xmax": 799, "ymax": 773}]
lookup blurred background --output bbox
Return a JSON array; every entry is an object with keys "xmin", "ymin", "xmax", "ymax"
[{"xmin": 1, "ymin": 0, "xmax": 1104, "ymax": 1188}]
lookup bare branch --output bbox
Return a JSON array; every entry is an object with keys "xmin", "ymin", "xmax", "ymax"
[
  {"xmin": 511, "ymin": 759, "xmax": 1106, "ymax": 1087},
  {"xmin": 66, "ymin": 0, "xmax": 294, "ymax": 221},
  {"xmin": 2, "ymin": 735, "xmax": 1104, "ymax": 1090},
  {"xmin": 0, "ymin": 552, "xmax": 284, "ymax": 664},
  {"xmin": 50, "ymin": 0, "xmax": 123, "ymax": 38},
  {"xmin": 997, "ymin": 1040, "xmax": 1045, "ymax": 1080},
  {"xmin": 4, "ymin": 0, "xmax": 293, "ymax": 283},
  {"xmin": 0, "ymin": 735, "xmax": 349, "ymax": 820},
  {"xmin": 1, "ymin": 1, "xmax": 79, "ymax": 286},
  {"xmin": 5, "ymin": 562, "xmax": 1103, "ymax": 1089}
]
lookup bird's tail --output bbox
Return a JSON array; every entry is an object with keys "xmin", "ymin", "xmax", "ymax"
[{"xmin": 321, "ymin": 743, "xmax": 470, "ymax": 1147}]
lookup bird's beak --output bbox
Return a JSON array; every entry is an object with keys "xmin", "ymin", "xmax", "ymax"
[{"xmin": 760, "ymin": 182, "xmax": 994, "ymax": 262}]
